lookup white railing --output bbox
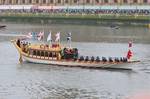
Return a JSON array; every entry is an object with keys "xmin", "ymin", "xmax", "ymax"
[{"xmin": 0, "ymin": 5, "xmax": 150, "ymax": 10}]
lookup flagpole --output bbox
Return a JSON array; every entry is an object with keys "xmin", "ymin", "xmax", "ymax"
[
  {"xmin": 59, "ymin": 32, "xmax": 60, "ymax": 45},
  {"xmin": 67, "ymin": 32, "xmax": 72, "ymax": 48},
  {"xmin": 69, "ymin": 36, "xmax": 71, "ymax": 48},
  {"xmin": 70, "ymin": 32, "xmax": 72, "ymax": 48},
  {"xmin": 49, "ymin": 31, "xmax": 52, "ymax": 46},
  {"xmin": 55, "ymin": 32, "xmax": 60, "ymax": 45},
  {"xmin": 41, "ymin": 20, "xmax": 44, "ymax": 43},
  {"xmin": 70, "ymin": 38, "xmax": 72, "ymax": 48},
  {"xmin": 43, "ymin": 30, "xmax": 45, "ymax": 43}
]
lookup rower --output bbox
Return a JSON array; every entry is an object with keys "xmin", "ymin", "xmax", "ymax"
[
  {"xmin": 120, "ymin": 57, "xmax": 123, "ymax": 62},
  {"xmin": 73, "ymin": 48, "xmax": 78, "ymax": 59},
  {"xmin": 115, "ymin": 57, "xmax": 120, "ymax": 62},
  {"xmin": 79, "ymin": 56, "xmax": 84, "ymax": 61},
  {"xmin": 96, "ymin": 56, "xmax": 100, "ymax": 62},
  {"xmin": 85, "ymin": 56, "xmax": 89, "ymax": 61},
  {"xmin": 109, "ymin": 57, "xmax": 113, "ymax": 62},
  {"xmin": 102, "ymin": 57, "xmax": 107, "ymax": 62},
  {"xmin": 91, "ymin": 56, "xmax": 95, "ymax": 62},
  {"xmin": 123, "ymin": 57, "xmax": 128, "ymax": 62}
]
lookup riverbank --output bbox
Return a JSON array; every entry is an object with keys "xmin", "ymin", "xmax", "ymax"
[{"xmin": 0, "ymin": 13, "xmax": 150, "ymax": 26}]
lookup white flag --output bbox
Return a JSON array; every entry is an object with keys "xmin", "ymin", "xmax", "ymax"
[
  {"xmin": 26, "ymin": 32, "xmax": 32, "ymax": 39},
  {"xmin": 67, "ymin": 32, "xmax": 71, "ymax": 42},
  {"xmin": 38, "ymin": 31, "xmax": 44, "ymax": 41},
  {"xmin": 47, "ymin": 32, "xmax": 51, "ymax": 42},
  {"xmin": 55, "ymin": 32, "xmax": 60, "ymax": 42}
]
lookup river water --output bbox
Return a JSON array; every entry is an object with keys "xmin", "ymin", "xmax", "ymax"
[{"xmin": 0, "ymin": 22, "xmax": 150, "ymax": 99}]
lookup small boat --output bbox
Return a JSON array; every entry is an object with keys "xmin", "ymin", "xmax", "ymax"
[
  {"xmin": 110, "ymin": 24, "xmax": 119, "ymax": 29},
  {"xmin": 11, "ymin": 38, "xmax": 140, "ymax": 70},
  {"xmin": 0, "ymin": 25, "xmax": 6, "ymax": 29}
]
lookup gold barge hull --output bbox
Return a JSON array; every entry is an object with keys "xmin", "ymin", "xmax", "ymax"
[
  {"xmin": 11, "ymin": 39, "xmax": 140, "ymax": 70},
  {"xmin": 22, "ymin": 54, "xmax": 139, "ymax": 70}
]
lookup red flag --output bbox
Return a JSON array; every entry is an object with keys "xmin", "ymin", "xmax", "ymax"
[{"xmin": 127, "ymin": 49, "xmax": 132, "ymax": 59}]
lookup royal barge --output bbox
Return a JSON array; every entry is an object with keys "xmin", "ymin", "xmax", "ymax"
[{"xmin": 11, "ymin": 36, "xmax": 139, "ymax": 70}]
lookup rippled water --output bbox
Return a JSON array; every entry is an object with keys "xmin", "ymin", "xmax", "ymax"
[{"xmin": 0, "ymin": 22, "xmax": 150, "ymax": 99}]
